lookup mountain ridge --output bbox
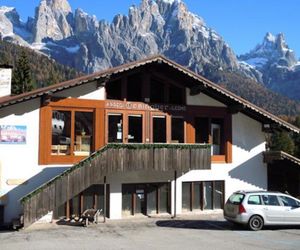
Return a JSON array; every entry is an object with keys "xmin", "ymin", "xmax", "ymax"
[{"xmin": 0, "ymin": 0, "xmax": 299, "ymax": 115}]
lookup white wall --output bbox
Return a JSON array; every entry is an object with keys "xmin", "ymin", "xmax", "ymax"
[
  {"xmin": 186, "ymin": 90, "xmax": 226, "ymax": 107},
  {"xmin": 175, "ymin": 112, "xmax": 267, "ymax": 214},
  {"xmin": 0, "ymin": 99, "xmax": 69, "ymax": 223},
  {"xmin": 54, "ymin": 82, "xmax": 105, "ymax": 100},
  {"xmin": 0, "ymin": 89, "xmax": 268, "ymax": 222}
]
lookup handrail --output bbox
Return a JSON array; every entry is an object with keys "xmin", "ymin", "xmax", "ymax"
[{"xmin": 20, "ymin": 143, "xmax": 210, "ymax": 204}]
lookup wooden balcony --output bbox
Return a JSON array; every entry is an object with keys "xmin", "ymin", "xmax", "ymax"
[{"xmin": 21, "ymin": 143, "xmax": 211, "ymax": 227}]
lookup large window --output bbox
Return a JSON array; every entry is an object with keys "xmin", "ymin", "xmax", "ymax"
[
  {"xmin": 51, "ymin": 110, "xmax": 94, "ymax": 156},
  {"xmin": 55, "ymin": 185, "xmax": 106, "ymax": 219},
  {"xmin": 195, "ymin": 117, "xmax": 225, "ymax": 155},
  {"xmin": 182, "ymin": 181, "xmax": 224, "ymax": 212},
  {"xmin": 52, "ymin": 111, "xmax": 71, "ymax": 155},
  {"xmin": 122, "ymin": 183, "xmax": 170, "ymax": 217}
]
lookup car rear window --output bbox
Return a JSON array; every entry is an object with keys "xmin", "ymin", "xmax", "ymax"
[{"xmin": 228, "ymin": 193, "xmax": 245, "ymax": 204}]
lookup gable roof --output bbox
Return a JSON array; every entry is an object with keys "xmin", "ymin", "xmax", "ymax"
[
  {"xmin": 0, "ymin": 55, "xmax": 299, "ymax": 133},
  {"xmin": 264, "ymin": 151, "xmax": 300, "ymax": 167}
]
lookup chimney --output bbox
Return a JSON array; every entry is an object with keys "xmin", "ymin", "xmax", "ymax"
[{"xmin": 0, "ymin": 65, "xmax": 13, "ymax": 97}]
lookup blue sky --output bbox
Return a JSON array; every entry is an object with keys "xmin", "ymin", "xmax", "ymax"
[{"xmin": 1, "ymin": 0, "xmax": 299, "ymax": 57}]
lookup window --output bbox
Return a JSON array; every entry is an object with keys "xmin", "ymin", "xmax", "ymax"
[
  {"xmin": 127, "ymin": 74, "xmax": 142, "ymax": 102},
  {"xmin": 171, "ymin": 117, "xmax": 184, "ymax": 143},
  {"xmin": 51, "ymin": 110, "xmax": 94, "ymax": 156},
  {"xmin": 108, "ymin": 114, "xmax": 123, "ymax": 143},
  {"xmin": 52, "ymin": 111, "xmax": 71, "ymax": 155},
  {"xmin": 106, "ymin": 79, "xmax": 122, "ymax": 100},
  {"xmin": 203, "ymin": 182, "xmax": 213, "ymax": 210},
  {"xmin": 195, "ymin": 118, "xmax": 209, "ymax": 144},
  {"xmin": 150, "ymin": 78, "xmax": 165, "ymax": 103},
  {"xmin": 128, "ymin": 115, "xmax": 143, "ymax": 143},
  {"xmin": 262, "ymin": 195, "xmax": 280, "ymax": 206},
  {"xmin": 169, "ymin": 85, "xmax": 185, "ymax": 104},
  {"xmin": 182, "ymin": 182, "xmax": 191, "ymax": 211},
  {"xmin": 211, "ymin": 119, "xmax": 224, "ymax": 155},
  {"xmin": 248, "ymin": 195, "xmax": 262, "ymax": 205},
  {"xmin": 214, "ymin": 181, "xmax": 224, "ymax": 209},
  {"xmin": 122, "ymin": 183, "xmax": 170, "ymax": 217},
  {"xmin": 182, "ymin": 181, "xmax": 224, "ymax": 212},
  {"xmin": 153, "ymin": 116, "xmax": 166, "ymax": 143},
  {"xmin": 195, "ymin": 117, "xmax": 225, "ymax": 156},
  {"xmin": 278, "ymin": 196, "xmax": 300, "ymax": 207},
  {"xmin": 228, "ymin": 193, "xmax": 244, "ymax": 205},
  {"xmin": 74, "ymin": 112, "xmax": 93, "ymax": 156}
]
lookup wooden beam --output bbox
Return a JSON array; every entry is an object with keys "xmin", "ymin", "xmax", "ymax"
[{"xmin": 228, "ymin": 104, "xmax": 245, "ymax": 114}]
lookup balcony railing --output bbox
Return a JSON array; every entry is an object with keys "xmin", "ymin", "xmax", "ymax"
[{"xmin": 21, "ymin": 143, "xmax": 211, "ymax": 227}]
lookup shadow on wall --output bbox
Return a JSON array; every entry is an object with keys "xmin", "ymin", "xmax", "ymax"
[
  {"xmin": 229, "ymin": 153, "xmax": 267, "ymax": 190},
  {"xmin": 3, "ymin": 167, "xmax": 68, "ymax": 224},
  {"xmin": 233, "ymin": 132, "xmax": 265, "ymax": 153}
]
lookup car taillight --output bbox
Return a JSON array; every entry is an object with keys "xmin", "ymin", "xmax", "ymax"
[{"xmin": 239, "ymin": 204, "xmax": 246, "ymax": 214}]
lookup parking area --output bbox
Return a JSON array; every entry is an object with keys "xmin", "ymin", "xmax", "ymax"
[{"xmin": 1, "ymin": 214, "xmax": 300, "ymax": 250}]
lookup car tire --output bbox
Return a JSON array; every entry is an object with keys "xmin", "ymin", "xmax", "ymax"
[{"xmin": 248, "ymin": 215, "xmax": 264, "ymax": 231}]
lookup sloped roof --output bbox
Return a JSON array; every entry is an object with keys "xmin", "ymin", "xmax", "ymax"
[
  {"xmin": 264, "ymin": 151, "xmax": 300, "ymax": 167},
  {"xmin": 0, "ymin": 55, "xmax": 299, "ymax": 133}
]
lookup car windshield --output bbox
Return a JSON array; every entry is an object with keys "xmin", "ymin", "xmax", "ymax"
[{"xmin": 228, "ymin": 193, "xmax": 245, "ymax": 205}]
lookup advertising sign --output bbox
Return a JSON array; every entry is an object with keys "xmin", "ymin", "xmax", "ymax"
[
  {"xmin": 0, "ymin": 125, "xmax": 27, "ymax": 144},
  {"xmin": 0, "ymin": 68, "xmax": 12, "ymax": 97}
]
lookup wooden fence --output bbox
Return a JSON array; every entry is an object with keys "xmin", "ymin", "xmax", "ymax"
[{"xmin": 21, "ymin": 144, "xmax": 211, "ymax": 227}]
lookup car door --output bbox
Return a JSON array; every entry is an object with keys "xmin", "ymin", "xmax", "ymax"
[
  {"xmin": 261, "ymin": 194, "xmax": 285, "ymax": 224},
  {"xmin": 278, "ymin": 195, "xmax": 300, "ymax": 224}
]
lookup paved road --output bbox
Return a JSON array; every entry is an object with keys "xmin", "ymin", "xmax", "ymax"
[{"xmin": 1, "ymin": 214, "xmax": 300, "ymax": 250}]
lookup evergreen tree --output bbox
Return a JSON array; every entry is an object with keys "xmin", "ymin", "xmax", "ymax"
[
  {"xmin": 11, "ymin": 50, "xmax": 33, "ymax": 95},
  {"xmin": 270, "ymin": 131, "xmax": 295, "ymax": 155}
]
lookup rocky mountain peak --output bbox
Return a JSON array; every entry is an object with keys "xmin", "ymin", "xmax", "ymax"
[
  {"xmin": 32, "ymin": 0, "xmax": 73, "ymax": 43},
  {"xmin": 45, "ymin": 0, "xmax": 72, "ymax": 14},
  {"xmin": 239, "ymin": 32, "xmax": 297, "ymax": 69}
]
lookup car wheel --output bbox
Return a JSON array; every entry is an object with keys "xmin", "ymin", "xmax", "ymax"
[{"xmin": 248, "ymin": 215, "xmax": 264, "ymax": 231}]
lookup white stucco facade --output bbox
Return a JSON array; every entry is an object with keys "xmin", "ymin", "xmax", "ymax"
[{"xmin": 0, "ymin": 83, "xmax": 269, "ymax": 223}]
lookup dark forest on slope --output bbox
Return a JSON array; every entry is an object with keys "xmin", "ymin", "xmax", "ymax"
[{"xmin": 0, "ymin": 40, "xmax": 82, "ymax": 90}]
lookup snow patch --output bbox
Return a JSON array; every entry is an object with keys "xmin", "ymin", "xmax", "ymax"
[
  {"xmin": 161, "ymin": 0, "xmax": 181, "ymax": 4},
  {"xmin": 0, "ymin": 6, "xmax": 15, "ymax": 13},
  {"xmin": 65, "ymin": 45, "xmax": 80, "ymax": 53},
  {"xmin": 245, "ymin": 57, "xmax": 268, "ymax": 68}
]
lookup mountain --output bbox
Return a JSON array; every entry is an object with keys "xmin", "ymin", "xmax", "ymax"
[
  {"xmin": 239, "ymin": 33, "xmax": 300, "ymax": 100},
  {"xmin": 0, "ymin": 0, "xmax": 258, "ymax": 76},
  {"xmin": 0, "ymin": 0, "xmax": 299, "ymax": 116}
]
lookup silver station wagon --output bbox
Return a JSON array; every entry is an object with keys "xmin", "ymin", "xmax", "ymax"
[{"xmin": 223, "ymin": 191, "xmax": 300, "ymax": 230}]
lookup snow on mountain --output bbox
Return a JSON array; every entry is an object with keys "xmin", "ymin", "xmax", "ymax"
[
  {"xmin": 239, "ymin": 32, "xmax": 300, "ymax": 100},
  {"xmin": 1, "ymin": 0, "xmax": 299, "ymax": 100}
]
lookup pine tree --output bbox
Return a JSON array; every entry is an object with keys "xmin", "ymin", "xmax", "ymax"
[
  {"xmin": 11, "ymin": 50, "xmax": 33, "ymax": 95},
  {"xmin": 270, "ymin": 131, "xmax": 295, "ymax": 155}
]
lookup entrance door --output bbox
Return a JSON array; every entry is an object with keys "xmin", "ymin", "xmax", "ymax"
[{"xmin": 135, "ymin": 186, "xmax": 146, "ymax": 215}]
